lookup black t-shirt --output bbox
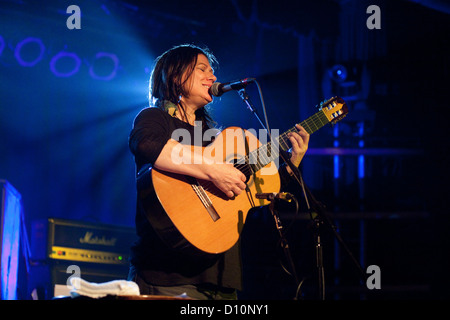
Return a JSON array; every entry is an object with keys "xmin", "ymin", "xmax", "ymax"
[
  {"xmin": 128, "ymin": 106, "xmax": 295, "ymax": 291},
  {"xmin": 128, "ymin": 107, "xmax": 243, "ymax": 290}
]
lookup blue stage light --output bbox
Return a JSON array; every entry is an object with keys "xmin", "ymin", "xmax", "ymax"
[
  {"xmin": 0, "ymin": 35, "xmax": 4, "ymax": 57},
  {"xmin": 14, "ymin": 37, "xmax": 45, "ymax": 67},
  {"xmin": 88, "ymin": 52, "xmax": 119, "ymax": 81},
  {"xmin": 329, "ymin": 64, "xmax": 348, "ymax": 83},
  {"xmin": 50, "ymin": 51, "xmax": 82, "ymax": 78},
  {"xmin": 1, "ymin": 180, "xmax": 23, "ymax": 300}
]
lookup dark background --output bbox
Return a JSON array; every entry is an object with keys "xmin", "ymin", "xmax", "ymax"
[{"xmin": 1, "ymin": 0, "xmax": 449, "ymax": 300}]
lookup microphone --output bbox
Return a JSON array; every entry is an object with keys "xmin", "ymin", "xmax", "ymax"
[
  {"xmin": 255, "ymin": 192, "xmax": 293, "ymax": 201},
  {"xmin": 209, "ymin": 78, "xmax": 255, "ymax": 97}
]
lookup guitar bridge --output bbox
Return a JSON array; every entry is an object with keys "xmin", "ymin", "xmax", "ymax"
[{"xmin": 190, "ymin": 181, "xmax": 220, "ymax": 222}]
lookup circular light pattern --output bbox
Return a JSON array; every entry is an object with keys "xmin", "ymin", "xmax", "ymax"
[
  {"xmin": 14, "ymin": 37, "xmax": 45, "ymax": 67},
  {"xmin": 0, "ymin": 35, "xmax": 121, "ymax": 80},
  {"xmin": 89, "ymin": 52, "xmax": 119, "ymax": 81},
  {"xmin": 49, "ymin": 51, "xmax": 82, "ymax": 77}
]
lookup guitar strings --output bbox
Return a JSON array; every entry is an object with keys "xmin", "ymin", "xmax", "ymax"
[
  {"xmin": 204, "ymin": 114, "xmax": 327, "ymax": 190},
  {"xmin": 195, "ymin": 107, "xmax": 333, "ymax": 200}
]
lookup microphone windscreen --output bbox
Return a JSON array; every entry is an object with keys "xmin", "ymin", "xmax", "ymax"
[{"xmin": 209, "ymin": 82, "xmax": 222, "ymax": 97}]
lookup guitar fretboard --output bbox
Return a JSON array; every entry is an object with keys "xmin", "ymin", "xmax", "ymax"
[{"xmin": 236, "ymin": 109, "xmax": 330, "ymax": 173}]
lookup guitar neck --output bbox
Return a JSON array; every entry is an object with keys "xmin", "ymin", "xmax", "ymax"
[
  {"xmin": 280, "ymin": 108, "xmax": 330, "ymax": 145},
  {"xmin": 249, "ymin": 109, "xmax": 330, "ymax": 172}
]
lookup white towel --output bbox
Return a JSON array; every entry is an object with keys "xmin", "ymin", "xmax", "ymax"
[{"xmin": 69, "ymin": 277, "xmax": 140, "ymax": 299}]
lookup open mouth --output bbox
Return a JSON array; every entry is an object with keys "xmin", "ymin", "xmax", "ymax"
[{"xmin": 203, "ymin": 84, "xmax": 213, "ymax": 97}]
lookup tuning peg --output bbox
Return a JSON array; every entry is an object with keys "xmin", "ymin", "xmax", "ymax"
[{"xmin": 316, "ymin": 98, "xmax": 329, "ymax": 110}]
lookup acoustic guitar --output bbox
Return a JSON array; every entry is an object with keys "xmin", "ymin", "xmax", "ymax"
[{"xmin": 146, "ymin": 97, "xmax": 348, "ymax": 255}]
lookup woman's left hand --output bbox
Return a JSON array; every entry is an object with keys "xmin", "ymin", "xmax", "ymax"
[{"xmin": 287, "ymin": 124, "xmax": 310, "ymax": 168}]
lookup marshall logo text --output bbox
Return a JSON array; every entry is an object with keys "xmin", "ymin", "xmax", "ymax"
[{"xmin": 79, "ymin": 231, "xmax": 117, "ymax": 246}]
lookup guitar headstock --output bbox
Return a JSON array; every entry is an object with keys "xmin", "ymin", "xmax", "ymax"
[{"xmin": 318, "ymin": 96, "xmax": 348, "ymax": 124}]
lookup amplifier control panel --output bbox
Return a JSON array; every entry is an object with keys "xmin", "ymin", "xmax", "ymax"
[{"xmin": 49, "ymin": 246, "xmax": 128, "ymax": 265}]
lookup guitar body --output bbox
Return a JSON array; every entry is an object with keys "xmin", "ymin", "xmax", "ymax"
[
  {"xmin": 144, "ymin": 96, "xmax": 348, "ymax": 255},
  {"xmin": 150, "ymin": 127, "xmax": 281, "ymax": 254}
]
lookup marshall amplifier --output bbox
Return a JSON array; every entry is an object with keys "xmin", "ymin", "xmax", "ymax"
[
  {"xmin": 46, "ymin": 218, "xmax": 135, "ymax": 265},
  {"xmin": 30, "ymin": 218, "xmax": 137, "ymax": 299}
]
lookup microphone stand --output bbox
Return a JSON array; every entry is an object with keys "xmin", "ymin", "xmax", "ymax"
[
  {"xmin": 285, "ymin": 160, "xmax": 366, "ymax": 300},
  {"xmin": 238, "ymin": 88, "xmax": 302, "ymax": 298},
  {"xmin": 238, "ymin": 88, "xmax": 268, "ymax": 131},
  {"xmin": 267, "ymin": 194, "xmax": 301, "ymax": 294},
  {"xmin": 237, "ymin": 87, "xmax": 367, "ymax": 300}
]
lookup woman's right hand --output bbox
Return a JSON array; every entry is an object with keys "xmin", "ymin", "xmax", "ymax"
[
  {"xmin": 207, "ymin": 163, "xmax": 247, "ymax": 198},
  {"xmin": 154, "ymin": 139, "xmax": 247, "ymax": 198}
]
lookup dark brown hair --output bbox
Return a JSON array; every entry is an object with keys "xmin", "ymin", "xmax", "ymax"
[{"xmin": 149, "ymin": 44, "xmax": 218, "ymax": 127}]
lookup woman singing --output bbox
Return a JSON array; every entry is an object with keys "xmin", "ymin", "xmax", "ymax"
[{"xmin": 128, "ymin": 44, "xmax": 309, "ymax": 300}]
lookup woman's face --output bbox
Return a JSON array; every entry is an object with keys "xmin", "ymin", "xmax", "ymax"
[{"xmin": 181, "ymin": 54, "xmax": 217, "ymax": 108}]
